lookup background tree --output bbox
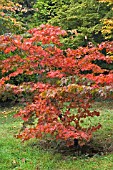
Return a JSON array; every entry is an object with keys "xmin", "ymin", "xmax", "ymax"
[
  {"xmin": 0, "ymin": 0, "xmax": 23, "ymax": 34},
  {"xmin": 12, "ymin": 0, "xmax": 37, "ymax": 30},
  {"xmin": 99, "ymin": 0, "xmax": 113, "ymax": 40},
  {"xmin": 33, "ymin": 0, "xmax": 112, "ymax": 48},
  {"xmin": 0, "ymin": 0, "xmax": 37, "ymax": 34}
]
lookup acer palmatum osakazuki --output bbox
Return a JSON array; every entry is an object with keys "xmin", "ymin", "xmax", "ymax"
[{"xmin": 0, "ymin": 24, "xmax": 113, "ymax": 146}]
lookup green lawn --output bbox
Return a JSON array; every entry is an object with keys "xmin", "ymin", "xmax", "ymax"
[{"xmin": 0, "ymin": 101, "xmax": 113, "ymax": 170}]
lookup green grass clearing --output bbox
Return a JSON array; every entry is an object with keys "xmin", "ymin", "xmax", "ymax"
[{"xmin": 0, "ymin": 101, "xmax": 113, "ymax": 170}]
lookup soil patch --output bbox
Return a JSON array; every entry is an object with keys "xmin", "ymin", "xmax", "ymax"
[{"xmin": 29, "ymin": 137, "xmax": 113, "ymax": 158}]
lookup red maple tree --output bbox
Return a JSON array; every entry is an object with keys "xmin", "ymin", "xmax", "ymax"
[{"xmin": 0, "ymin": 24, "xmax": 113, "ymax": 146}]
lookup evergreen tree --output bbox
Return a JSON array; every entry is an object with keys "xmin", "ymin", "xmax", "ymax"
[{"xmin": 33, "ymin": 0, "xmax": 112, "ymax": 48}]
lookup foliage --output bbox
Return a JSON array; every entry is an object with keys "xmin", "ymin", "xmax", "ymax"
[
  {"xmin": 99, "ymin": 0, "xmax": 113, "ymax": 3},
  {"xmin": 99, "ymin": 0, "xmax": 113, "ymax": 40},
  {"xmin": 0, "ymin": 25, "xmax": 113, "ymax": 146},
  {"xmin": 0, "ymin": 0, "xmax": 37, "ymax": 34},
  {"xmin": 0, "ymin": 0, "xmax": 24, "ymax": 34},
  {"xmin": 11, "ymin": 0, "xmax": 38, "ymax": 30},
  {"xmin": 33, "ymin": 0, "xmax": 112, "ymax": 48}
]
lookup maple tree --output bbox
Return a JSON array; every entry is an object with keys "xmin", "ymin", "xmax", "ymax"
[{"xmin": 0, "ymin": 24, "xmax": 113, "ymax": 146}]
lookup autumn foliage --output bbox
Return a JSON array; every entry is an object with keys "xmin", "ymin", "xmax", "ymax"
[{"xmin": 0, "ymin": 24, "xmax": 113, "ymax": 146}]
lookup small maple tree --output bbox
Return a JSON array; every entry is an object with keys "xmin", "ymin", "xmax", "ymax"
[{"xmin": 0, "ymin": 24, "xmax": 113, "ymax": 146}]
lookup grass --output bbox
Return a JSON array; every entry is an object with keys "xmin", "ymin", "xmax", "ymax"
[{"xmin": 0, "ymin": 101, "xmax": 113, "ymax": 170}]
